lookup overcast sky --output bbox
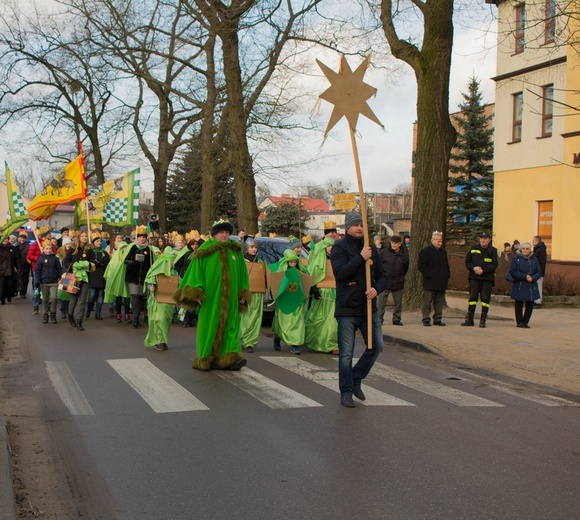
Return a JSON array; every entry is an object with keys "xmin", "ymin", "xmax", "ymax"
[{"xmin": 1, "ymin": 5, "xmax": 498, "ymax": 198}]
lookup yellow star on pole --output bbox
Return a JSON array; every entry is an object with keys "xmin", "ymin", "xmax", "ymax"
[{"xmin": 316, "ymin": 55, "xmax": 383, "ymax": 138}]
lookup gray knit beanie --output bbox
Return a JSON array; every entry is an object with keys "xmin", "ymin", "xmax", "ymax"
[{"xmin": 345, "ymin": 212, "xmax": 363, "ymax": 230}]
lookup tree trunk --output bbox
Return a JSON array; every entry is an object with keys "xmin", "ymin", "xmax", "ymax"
[
  {"xmin": 381, "ymin": 0, "xmax": 455, "ymax": 308},
  {"xmin": 220, "ymin": 29, "xmax": 259, "ymax": 235}
]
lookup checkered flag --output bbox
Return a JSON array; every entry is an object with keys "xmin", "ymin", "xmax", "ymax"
[
  {"xmin": 1, "ymin": 162, "xmax": 29, "ymax": 237},
  {"xmin": 103, "ymin": 197, "xmax": 129, "ymax": 223}
]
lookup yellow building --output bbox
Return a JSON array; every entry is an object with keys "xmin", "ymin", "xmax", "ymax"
[{"xmin": 489, "ymin": 0, "xmax": 580, "ymax": 262}]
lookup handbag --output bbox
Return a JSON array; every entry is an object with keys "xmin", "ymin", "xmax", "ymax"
[{"xmin": 58, "ymin": 269, "xmax": 81, "ymax": 294}]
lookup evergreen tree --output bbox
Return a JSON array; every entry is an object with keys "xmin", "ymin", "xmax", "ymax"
[
  {"xmin": 166, "ymin": 137, "xmax": 237, "ymax": 234},
  {"xmin": 447, "ymin": 78, "xmax": 494, "ymax": 244},
  {"xmin": 260, "ymin": 203, "xmax": 307, "ymax": 237}
]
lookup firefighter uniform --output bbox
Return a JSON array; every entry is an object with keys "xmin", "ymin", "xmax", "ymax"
[{"xmin": 462, "ymin": 233, "xmax": 498, "ymax": 328}]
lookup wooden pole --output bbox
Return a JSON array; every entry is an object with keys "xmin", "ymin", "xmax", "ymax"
[{"xmin": 348, "ymin": 126, "xmax": 373, "ymax": 349}]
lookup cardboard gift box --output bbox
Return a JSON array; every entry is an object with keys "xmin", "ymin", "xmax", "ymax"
[{"xmin": 156, "ymin": 274, "xmax": 180, "ymax": 304}]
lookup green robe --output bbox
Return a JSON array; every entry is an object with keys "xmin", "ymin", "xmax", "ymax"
[
  {"xmin": 304, "ymin": 237, "xmax": 337, "ymax": 352},
  {"xmin": 174, "ymin": 239, "xmax": 251, "ymax": 370},
  {"xmin": 271, "ymin": 263, "xmax": 307, "ymax": 346},
  {"xmin": 239, "ymin": 258, "xmax": 264, "ymax": 348},
  {"xmin": 103, "ymin": 243, "xmax": 130, "ymax": 303},
  {"xmin": 144, "ymin": 250, "xmax": 176, "ymax": 348}
]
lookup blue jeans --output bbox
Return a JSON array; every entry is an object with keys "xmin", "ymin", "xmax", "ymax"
[
  {"xmin": 32, "ymin": 272, "xmax": 41, "ymax": 310},
  {"xmin": 337, "ymin": 312, "xmax": 384, "ymax": 396},
  {"xmin": 88, "ymin": 288, "xmax": 104, "ymax": 315}
]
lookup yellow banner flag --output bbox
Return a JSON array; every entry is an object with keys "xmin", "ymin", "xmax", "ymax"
[{"xmin": 27, "ymin": 155, "xmax": 86, "ymax": 221}]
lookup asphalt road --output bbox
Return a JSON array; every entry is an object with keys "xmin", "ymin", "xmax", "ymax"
[{"xmin": 1, "ymin": 302, "xmax": 579, "ymax": 520}]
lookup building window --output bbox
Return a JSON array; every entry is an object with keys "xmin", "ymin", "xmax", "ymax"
[
  {"xmin": 544, "ymin": 0, "xmax": 556, "ymax": 43},
  {"xmin": 541, "ymin": 84, "xmax": 554, "ymax": 137},
  {"xmin": 515, "ymin": 3, "xmax": 526, "ymax": 54},
  {"xmin": 512, "ymin": 92, "xmax": 523, "ymax": 142}
]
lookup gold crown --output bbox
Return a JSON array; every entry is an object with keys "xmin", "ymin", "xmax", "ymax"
[
  {"xmin": 432, "ymin": 230, "xmax": 443, "ymax": 239},
  {"xmin": 41, "ymin": 238, "xmax": 52, "ymax": 247},
  {"xmin": 100, "ymin": 231, "xmax": 110, "ymax": 239},
  {"xmin": 255, "ymin": 232, "xmax": 262, "ymax": 237},
  {"xmin": 269, "ymin": 232, "xmax": 277, "ymax": 238},
  {"xmin": 324, "ymin": 220, "xmax": 337, "ymax": 230},
  {"xmin": 37, "ymin": 225, "xmax": 51, "ymax": 236},
  {"xmin": 90, "ymin": 224, "xmax": 102, "ymax": 232},
  {"xmin": 70, "ymin": 229, "xmax": 79, "ymax": 238},
  {"xmin": 302, "ymin": 235, "xmax": 311, "ymax": 244},
  {"xmin": 136, "ymin": 225, "xmax": 148, "ymax": 236},
  {"xmin": 186, "ymin": 229, "xmax": 200, "ymax": 242},
  {"xmin": 91, "ymin": 232, "xmax": 102, "ymax": 241}
]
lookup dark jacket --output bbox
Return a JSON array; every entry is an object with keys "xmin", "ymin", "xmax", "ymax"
[
  {"xmin": 533, "ymin": 241, "xmax": 547, "ymax": 276},
  {"xmin": 0, "ymin": 244, "xmax": 18, "ymax": 277},
  {"xmin": 509, "ymin": 252, "xmax": 541, "ymax": 301},
  {"xmin": 465, "ymin": 243, "xmax": 498, "ymax": 284},
  {"xmin": 379, "ymin": 244, "xmax": 409, "ymax": 291},
  {"xmin": 63, "ymin": 244, "xmax": 96, "ymax": 272},
  {"xmin": 124, "ymin": 243, "xmax": 155, "ymax": 285},
  {"xmin": 35, "ymin": 253, "xmax": 63, "ymax": 284},
  {"xmin": 88, "ymin": 248, "xmax": 110, "ymax": 289},
  {"xmin": 18, "ymin": 241, "xmax": 30, "ymax": 272},
  {"xmin": 330, "ymin": 233, "xmax": 388, "ymax": 317},
  {"xmin": 418, "ymin": 244, "xmax": 450, "ymax": 291}
]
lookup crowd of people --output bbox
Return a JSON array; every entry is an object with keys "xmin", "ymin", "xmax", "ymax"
[{"xmin": 0, "ymin": 216, "xmax": 547, "ymax": 407}]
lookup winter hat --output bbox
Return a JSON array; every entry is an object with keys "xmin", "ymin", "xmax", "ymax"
[
  {"xmin": 287, "ymin": 236, "xmax": 301, "ymax": 249},
  {"xmin": 243, "ymin": 238, "xmax": 257, "ymax": 253},
  {"xmin": 390, "ymin": 235, "xmax": 402, "ymax": 244},
  {"xmin": 345, "ymin": 212, "xmax": 363, "ymax": 230},
  {"xmin": 62, "ymin": 237, "xmax": 72, "ymax": 246},
  {"xmin": 210, "ymin": 219, "xmax": 234, "ymax": 236}
]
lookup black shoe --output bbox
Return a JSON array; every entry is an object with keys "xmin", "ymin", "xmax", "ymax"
[
  {"xmin": 228, "ymin": 358, "xmax": 247, "ymax": 371},
  {"xmin": 479, "ymin": 320, "xmax": 486, "ymax": 328},
  {"xmin": 341, "ymin": 395, "xmax": 356, "ymax": 408},
  {"xmin": 517, "ymin": 323, "xmax": 530, "ymax": 328},
  {"xmin": 273, "ymin": 338, "xmax": 281, "ymax": 351},
  {"xmin": 433, "ymin": 321, "xmax": 446, "ymax": 326},
  {"xmin": 155, "ymin": 343, "xmax": 168, "ymax": 351},
  {"xmin": 50, "ymin": 313, "xmax": 57, "ymax": 324},
  {"xmin": 133, "ymin": 321, "xmax": 141, "ymax": 328},
  {"xmin": 76, "ymin": 320, "xmax": 84, "ymax": 331},
  {"xmin": 353, "ymin": 385, "xmax": 366, "ymax": 401},
  {"xmin": 68, "ymin": 314, "xmax": 76, "ymax": 327},
  {"xmin": 422, "ymin": 321, "xmax": 431, "ymax": 327},
  {"xmin": 533, "ymin": 303, "xmax": 542, "ymax": 309},
  {"xmin": 242, "ymin": 346, "xmax": 254, "ymax": 353},
  {"xmin": 392, "ymin": 320, "xmax": 403, "ymax": 326},
  {"xmin": 42, "ymin": 313, "xmax": 49, "ymax": 324},
  {"xmin": 85, "ymin": 309, "xmax": 91, "ymax": 318},
  {"xmin": 95, "ymin": 314, "xmax": 103, "ymax": 320}
]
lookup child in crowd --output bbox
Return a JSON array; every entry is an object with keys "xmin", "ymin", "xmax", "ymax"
[{"xmin": 35, "ymin": 240, "xmax": 62, "ymax": 324}]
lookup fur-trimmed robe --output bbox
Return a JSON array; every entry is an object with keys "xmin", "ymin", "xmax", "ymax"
[{"xmin": 174, "ymin": 238, "xmax": 251, "ymax": 370}]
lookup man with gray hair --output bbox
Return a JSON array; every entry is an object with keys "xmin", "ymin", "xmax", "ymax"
[
  {"xmin": 418, "ymin": 231, "xmax": 450, "ymax": 326},
  {"xmin": 330, "ymin": 211, "xmax": 388, "ymax": 408}
]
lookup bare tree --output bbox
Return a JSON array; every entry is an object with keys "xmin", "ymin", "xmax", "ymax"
[
  {"xmin": 0, "ymin": 3, "xmax": 129, "ymax": 184},
  {"xmin": 379, "ymin": 0, "xmax": 456, "ymax": 307}
]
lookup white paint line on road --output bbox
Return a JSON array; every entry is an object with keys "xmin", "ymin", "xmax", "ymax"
[
  {"xmin": 455, "ymin": 370, "xmax": 580, "ymax": 407},
  {"xmin": 261, "ymin": 357, "xmax": 414, "ymax": 407},
  {"xmin": 371, "ymin": 362, "xmax": 504, "ymax": 407},
  {"xmin": 107, "ymin": 359, "xmax": 209, "ymax": 413},
  {"xmin": 214, "ymin": 368, "xmax": 323, "ymax": 409},
  {"xmin": 45, "ymin": 361, "xmax": 95, "ymax": 416}
]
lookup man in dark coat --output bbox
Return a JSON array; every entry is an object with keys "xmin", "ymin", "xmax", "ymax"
[
  {"xmin": 330, "ymin": 211, "xmax": 388, "ymax": 408},
  {"xmin": 418, "ymin": 231, "xmax": 450, "ymax": 326},
  {"xmin": 532, "ymin": 235, "xmax": 547, "ymax": 307},
  {"xmin": 377, "ymin": 235, "xmax": 409, "ymax": 326},
  {"xmin": 461, "ymin": 232, "xmax": 498, "ymax": 328},
  {"xmin": 16, "ymin": 232, "xmax": 30, "ymax": 297}
]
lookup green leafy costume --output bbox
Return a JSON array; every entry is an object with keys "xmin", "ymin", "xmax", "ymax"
[
  {"xmin": 271, "ymin": 250, "xmax": 308, "ymax": 346},
  {"xmin": 174, "ymin": 238, "xmax": 251, "ymax": 370},
  {"xmin": 144, "ymin": 247, "xmax": 177, "ymax": 348},
  {"xmin": 305, "ymin": 237, "xmax": 338, "ymax": 352},
  {"xmin": 103, "ymin": 242, "xmax": 130, "ymax": 302}
]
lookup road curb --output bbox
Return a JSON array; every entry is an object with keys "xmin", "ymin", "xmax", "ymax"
[
  {"xmin": 0, "ymin": 417, "xmax": 17, "ymax": 520},
  {"xmin": 382, "ymin": 333, "xmax": 437, "ymax": 355}
]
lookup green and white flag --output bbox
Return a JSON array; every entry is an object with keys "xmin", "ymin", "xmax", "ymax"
[
  {"xmin": 75, "ymin": 168, "xmax": 140, "ymax": 227},
  {"xmin": 1, "ymin": 162, "xmax": 29, "ymax": 238}
]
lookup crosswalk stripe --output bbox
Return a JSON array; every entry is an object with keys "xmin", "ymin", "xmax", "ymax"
[
  {"xmin": 214, "ymin": 368, "xmax": 323, "ymax": 409},
  {"xmin": 107, "ymin": 359, "xmax": 209, "ymax": 413},
  {"xmin": 371, "ymin": 362, "xmax": 504, "ymax": 407},
  {"xmin": 261, "ymin": 357, "xmax": 414, "ymax": 407},
  {"xmin": 454, "ymin": 370, "xmax": 580, "ymax": 407},
  {"xmin": 45, "ymin": 361, "xmax": 95, "ymax": 416}
]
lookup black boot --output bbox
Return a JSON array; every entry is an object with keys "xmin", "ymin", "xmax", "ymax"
[
  {"xmin": 479, "ymin": 307, "xmax": 488, "ymax": 328},
  {"xmin": 50, "ymin": 312, "xmax": 57, "ymax": 324},
  {"xmin": 42, "ymin": 313, "xmax": 49, "ymax": 324},
  {"xmin": 461, "ymin": 308, "xmax": 475, "ymax": 327},
  {"xmin": 85, "ymin": 303, "xmax": 93, "ymax": 318},
  {"xmin": 76, "ymin": 319, "xmax": 84, "ymax": 331},
  {"xmin": 68, "ymin": 314, "xmax": 77, "ymax": 328}
]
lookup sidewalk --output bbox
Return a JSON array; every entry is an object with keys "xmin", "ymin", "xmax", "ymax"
[{"xmin": 382, "ymin": 292, "xmax": 580, "ymax": 396}]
